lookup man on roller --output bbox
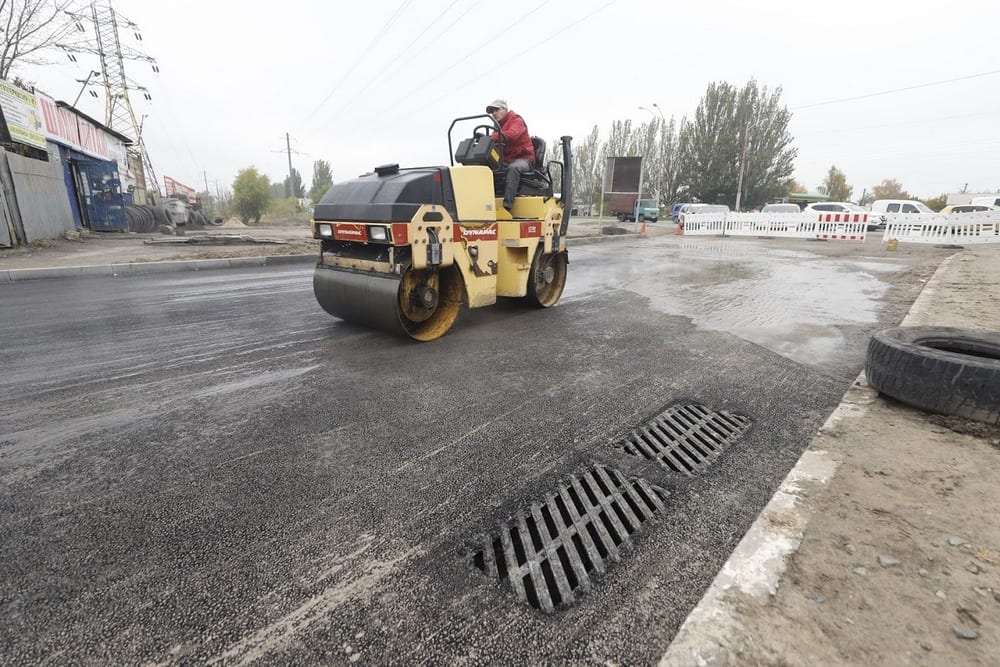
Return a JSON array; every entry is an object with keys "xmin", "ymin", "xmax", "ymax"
[{"xmin": 486, "ymin": 99, "xmax": 534, "ymax": 214}]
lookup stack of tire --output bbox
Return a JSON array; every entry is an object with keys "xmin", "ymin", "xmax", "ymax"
[
  {"xmin": 189, "ymin": 210, "xmax": 212, "ymax": 227},
  {"xmin": 124, "ymin": 206, "xmax": 217, "ymax": 232},
  {"xmin": 124, "ymin": 205, "xmax": 170, "ymax": 233}
]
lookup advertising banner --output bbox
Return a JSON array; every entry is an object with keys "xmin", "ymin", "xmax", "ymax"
[
  {"xmin": 164, "ymin": 176, "xmax": 197, "ymax": 203},
  {"xmin": 0, "ymin": 79, "xmax": 47, "ymax": 149}
]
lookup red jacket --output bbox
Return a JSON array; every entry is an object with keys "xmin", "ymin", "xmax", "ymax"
[{"xmin": 492, "ymin": 111, "xmax": 534, "ymax": 164}]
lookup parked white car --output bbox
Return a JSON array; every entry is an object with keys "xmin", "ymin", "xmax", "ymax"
[
  {"xmin": 804, "ymin": 202, "xmax": 868, "ymax": 214},
  {"xmin": 761, "ymin": 203, "xmax": 800, "ymax": 213}
]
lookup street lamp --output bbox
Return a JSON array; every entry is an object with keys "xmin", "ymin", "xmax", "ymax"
[
  {"xmin": 638, "ymin": 104, "xmax": 664, "ymax": 122},
  {"xmin": 638, "ymin": 104, "xmax": 666, "ymax": 206}
]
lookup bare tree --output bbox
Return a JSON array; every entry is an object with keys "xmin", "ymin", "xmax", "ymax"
[
  {"xmin": 570, "ymin": 125, "xmax": 600, "ymax": 209},
  {"xmin": 1, "ymin": 0, "xmax": 81, "ymax": 81}
]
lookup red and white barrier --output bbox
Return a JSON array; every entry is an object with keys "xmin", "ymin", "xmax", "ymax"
[
  {"xmin": 680, "ymin": 212, "xmax": 868, "ymax": 241},
  {"xmin": 805, "ymin": 213, "xmax": 867, "ymax": 241}
]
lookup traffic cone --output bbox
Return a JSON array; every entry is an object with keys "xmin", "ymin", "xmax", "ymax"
[
  {"xmin": 675, "ymin": 223, "xmax": 683, "ymax": 235},
  {"xmin": 640, "ymin": 221, "xmax": 647, "ymax": 234}
]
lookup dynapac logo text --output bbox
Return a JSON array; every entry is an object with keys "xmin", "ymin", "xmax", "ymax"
[
  {"xmin": 459, "ymin": 224, "xmax": 498, "ymax": 241},
  {"xmin": 334, "ymin": 225, "xmax": 366, "ymax": 240}
]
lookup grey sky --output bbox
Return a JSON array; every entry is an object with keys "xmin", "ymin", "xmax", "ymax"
[{"xmin": 23, "ymin": 0, "xmax": 1000, "ymax": 199}]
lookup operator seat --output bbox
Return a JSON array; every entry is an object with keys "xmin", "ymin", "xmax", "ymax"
[{"xmin": 515, "ymin": 136, "xmax": 553, "ymax": 196}]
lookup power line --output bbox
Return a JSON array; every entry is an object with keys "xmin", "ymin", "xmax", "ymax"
[
  {"xmin": 794, "ymin": 108, "xmax": 1000, "ymax": 136},
  {"xmin": 792, "ymin": 69, "xmax": 1000, "ymax": 110},
  {"xmin": 299, "ymin": 0, "xmax": 413, "ymax": 126},
  {"xmin": 452, "ymin": 0, "xmax": 617, "ymax": 92},
  {"xmin": 307, "ymin": 0, "xmax": 469, "ymax": 132},
  {"xmin": 388, "ymin": 0, "xmax": 555, "ymax": 105}
]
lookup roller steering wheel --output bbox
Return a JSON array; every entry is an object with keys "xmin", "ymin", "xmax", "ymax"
[{"xmin": 473, "ymin": 124, "xmax": 506, "ymax": 150}]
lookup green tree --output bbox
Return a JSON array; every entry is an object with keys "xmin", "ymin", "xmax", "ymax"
[
  {"xmin": 309, "ymin": 160, "xmax": 334, "ymax": 202},
  {"xmin": 820, "ymin": 166, "xmax": 852, "ymax": 201},
  {"xmin": 923, "ymin": 194, "xmax": 947, "ymax": 211},
  {"xmin": 786, "ymin": 178, "xmax": 807, "ymax": 195},
  {"xmin": 872, "ymin": 178, "xmax": 910, "ymax": 200},
  {"xmin": 678, "ymin": 81, "xmax": 796, "ymax": 209},
  {"xmin": 284, "ymin": 167, "xmax": 305, "ymax": 198},
  {"xmin": 232, "ymin": 167, "xmax": 270, "ymax": 224},
  {"xmin": 565, "ymin": 126, "xmax": 599, "ymax": 211},
  {"xmin": 656, "ymin": 116, "xmax": 682, "ymax": 207}
]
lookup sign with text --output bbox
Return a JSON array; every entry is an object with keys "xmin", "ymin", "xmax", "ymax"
[{"xmin": 0, "ymin": 79, "xmax": 46, "ymax": 149}]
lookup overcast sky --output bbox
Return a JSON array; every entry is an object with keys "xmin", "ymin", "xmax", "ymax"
[{"xmin": 21, "ymin": 0, "xmax": 1000, "ymax": 200}]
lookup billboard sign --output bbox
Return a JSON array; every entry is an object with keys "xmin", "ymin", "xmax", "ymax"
[
  {"xmin": 164, "ymin": 176, "xmax": 197, "ymax": 203},
  {"xmin": 0, "ymin": 79, "xmax": 46, "ymax": 149},
  {"xmin": 604, "ymin": 156, "xmax": 642, "ymax": 194},
  {"xmin": 36, "ymin": 92, "xmax": 128, "ymax": 175}
]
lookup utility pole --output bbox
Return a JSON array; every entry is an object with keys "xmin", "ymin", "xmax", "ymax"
[
  {"xmin": 639, "ymin": 104, "xmax": 666, "ymax": 206},
  {"xmin": 286, "ymin": 132, "xmax": 294, "ymax": 198},
  {"xmin": 272, "ymin": 134, "xmax": 307, "ymax": 218},
  {"xmin": 286, "ymin": 132, "xmax": 296, "ymax": 216}
]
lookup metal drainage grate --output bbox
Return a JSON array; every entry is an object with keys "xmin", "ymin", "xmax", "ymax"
[
  {"xmin": 619, "ymin": 403, "xmax": 752, "ymax": 475},
  {"xmin": 472, "ymin": 465, "xmax": 667, "ymax": 614}
]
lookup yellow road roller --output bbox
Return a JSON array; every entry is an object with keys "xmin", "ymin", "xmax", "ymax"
[{"xmin": 311, "ymin": 115, "xmax": 573, "ymax": 341}]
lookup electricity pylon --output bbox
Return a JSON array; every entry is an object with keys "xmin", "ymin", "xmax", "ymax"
[{"xmin": 62, "ymin": 2, "xmax": 161, "ymax": 197}]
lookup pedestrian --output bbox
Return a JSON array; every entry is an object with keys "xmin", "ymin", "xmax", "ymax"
[{"xmin": 486, "ymin": 99, "xmax": 534, "ymax": 214}]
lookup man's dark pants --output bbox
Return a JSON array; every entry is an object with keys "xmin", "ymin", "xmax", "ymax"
[{"xmin": 503, "ymin": 158, "xmax": 532, "ymax": 211}]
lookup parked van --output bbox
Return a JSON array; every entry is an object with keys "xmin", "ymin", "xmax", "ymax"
[
  {"xmin": 870, "ymin": 199, "xmax": 935, "ymax": 215},
  {"xmin": 970, "ymin": 196, "xmax": 1000, "ymax": 208}
]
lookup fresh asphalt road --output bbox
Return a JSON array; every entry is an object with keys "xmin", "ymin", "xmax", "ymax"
[{"xmin": 0, "ymin": 235, "xmax": 941, "ymax": 664}]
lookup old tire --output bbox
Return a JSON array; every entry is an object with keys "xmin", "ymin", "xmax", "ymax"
[{"xmin": 865, "ymin": 326, "xmax": 1000, "ymax": 424}]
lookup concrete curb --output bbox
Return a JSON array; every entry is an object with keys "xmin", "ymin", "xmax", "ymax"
[
  {"xmin": 658, "ymin": 251, "xmax": 958, "ymax": 666},
  {"xmin": 1, "ymin": 230, "xmax": 656, "ymax": 283}
]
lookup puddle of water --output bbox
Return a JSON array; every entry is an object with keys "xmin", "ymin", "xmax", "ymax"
[{"xmin": 569, "ymin": 240, "xmax": 896, "ymax": 371}]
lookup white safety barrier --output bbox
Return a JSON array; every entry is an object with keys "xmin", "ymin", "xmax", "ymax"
[
  {"xmin": 680, "ymin": 213, "xmax": 728, "ymax": 235},
  {"xmin": 681, "ymin": 211, "xmax": 868, "ymax": 241},
  {"xmin": 725, "ymin": 213, "xmax": 812, "ymax": 238},
  {"xmin": 882, "ymin": 210, "xmax": 1000, "ymax": 244}
]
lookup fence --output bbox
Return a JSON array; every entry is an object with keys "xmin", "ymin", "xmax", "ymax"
[
  {"xmin": 882, "ymin": 211, "xmax": 1000, "ymax": 245},
  {"xmin": 0, "ymin": 148, "xmax": 75, "ymax": 247},
  {"xmin": 682, "ymin": 212, "xmax": 868, "ymax": 242}
]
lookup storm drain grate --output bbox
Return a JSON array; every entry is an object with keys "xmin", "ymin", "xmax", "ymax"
[
  {"xmin": 472, "ymin": 465, "xmax": 667, "ymax": 614},
  {"xmin": 619, "ymin": 403, "xmax": 752, "ymax": 475}
]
